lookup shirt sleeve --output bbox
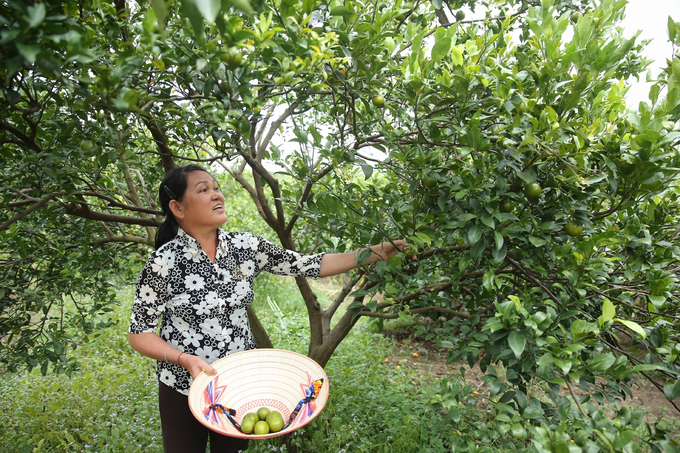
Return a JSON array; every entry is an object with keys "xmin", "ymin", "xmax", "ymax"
[
  {"xmin": 250, "ymin": 234, "xmax": 324, "ymax": 278},
  {"xmin": 129, "ymin": 252, "xmax": 170, "ymax": 334}
]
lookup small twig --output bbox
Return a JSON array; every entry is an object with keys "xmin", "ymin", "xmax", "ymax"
[{"xmin": 564, "ymin": 374, "xmax": 589, "ymax": 418}]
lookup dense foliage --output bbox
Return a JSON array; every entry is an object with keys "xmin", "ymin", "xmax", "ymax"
[{"xmin": 2, "ymin": 0, "xmax": 680, "ymax": 450}]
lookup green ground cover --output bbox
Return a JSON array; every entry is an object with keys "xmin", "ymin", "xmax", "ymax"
[{"xmin": 0, "ymin": 276, "xmax": 459, "ymax": 453}]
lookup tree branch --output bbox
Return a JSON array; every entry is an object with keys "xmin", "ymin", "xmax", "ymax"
[
  {"xmin": 0, "ymin": 192, "xmax": 64, "ymax": 231},
  {"xmin": 142, "ymin": 119, "xmax": 175, "ymax": 172},
  {"xmin": 360, "ymin": 305, "xmax": 470, "ymax": 319}
]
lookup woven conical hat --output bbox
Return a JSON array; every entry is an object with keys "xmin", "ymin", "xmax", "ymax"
[{"xmin": 188, "ymin": 348, "xmax": 330, "ymax": 439}]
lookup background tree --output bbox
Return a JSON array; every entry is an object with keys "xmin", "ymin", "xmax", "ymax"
[{"xmin": 2, "ymin": 1, "xmax": 680, "ymax": 448}]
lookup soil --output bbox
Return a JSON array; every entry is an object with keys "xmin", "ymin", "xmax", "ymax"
[{"xmin": 381, "ymin": 326, "xmax": 680, "ymax": 424}]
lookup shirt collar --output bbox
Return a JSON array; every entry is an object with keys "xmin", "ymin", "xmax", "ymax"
[
  {"xmin": 176, "ymin": 227, "xmax": 228, "ymax": 257},
  {"xmin": 176, "ymin": 227, "xmax": 199, "ymax": 248}
]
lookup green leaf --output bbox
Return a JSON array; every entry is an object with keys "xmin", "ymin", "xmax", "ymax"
[
  {"xmin": 195, "ymin": 0, "xmax": 221, "ymax": 22},
  {"xmin": 470, "ymin": 239, "xmax": 485, "ymax": 259},
  {"xmin": 508, "ymin": 295, "xmax": 521, "ymax": 311},
  {"xmin": 330, "ymin": 6, "xmax": 353, "ymax": 18},
  {"xmin": 416, "ymin": 232, "xmax": 432, "ymax": 246},
  {"xmin": 528, "ymin": 236, "xmax": 546, "ymax": 247},
  {"xmin": 664, "ymin": 380, "xmax": 680, "ymax": 401},
  {"xmin": 483, "ymin": 271, "xmax": 495, "ymax": 292},
  {"xmin": 451, "ymin": 46, "xmax": 463, "ymax": 66},
  {"xmin": 431, "ymin": 0, "xmax": 443, "ymax": 9},
  {"xmin": 467, "ymin": 224, "xmax": 482, "ymax": 245},
  {"xmin": 648, "ymin": 295, "xmax": 666, "ymax": 307},
  {"xmin": 590, "ymin": 353, "xmax": 616, "ymax": 372},
  {"xmin": 613, "ymin": 318, "xmax": 646, "ymax": 339},
  {"xmin": 17, "ymin": 44, "xmax": 40, "ymax": 63},
  {"xmin": 27, "ymin": 3, "xmax": 46, "ymax": 29},
  {"xmin": 602, "ymin": 298, "xmax": 615, "ymax": 323},
  {"xmin": 670, "ymin": 16, "xmax": 677, "ymax": 41},
  {"xmin": 151, "ymin": 0, "xmax": 169, "ymax": 29},
  {"xmin": 180, "ymin": 0, "xmax": 205, "ymax": 37},
  {"xmin": 508, "ymin": 331, "xmax": 526, "ymax": 359},
  {"xmin": 494, "ymin": 232, "xmax": 504, "ymax": 251},
  {"xmin": 522, "ymin": 405, "xmax": 543, "ymax": 419},
  {"xmin": 431, "ymin": 37, "xmax": 451, "ymax": 61},
  {"xmin": 619, "ymin": 364, "xmax": 660, "ymax": 379},
  {"xmin": 225, "ymin": 0, "xmax": 254, "ymax": 14},
  {"xmin": 361, "ymin": 164, "xmax": 373, "ymax": 179}
]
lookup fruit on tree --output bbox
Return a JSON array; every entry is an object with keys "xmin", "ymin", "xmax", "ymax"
[
  {"xmin": 456, "ymin": 10, "xmax": 466, "ymax": 21},
  {"xmin": 499, "ymin": 200, "xmax": 514, "ymax": 213},
  {"xmin": 220, "ymin": 47, "xmax": 243, "ymax": 70},
  {"xmin": 80, "ymin": 140, "xmax": 93, "ymax": 152},
  {"xmin": 565, "ymin": 221, "xmax": 584, "ymax": 237},
  {"xmin": 372, "ymin": 94, "xmax": 385, "ymax": 108},
  {"xmin": 421, "ymin": 175, "xmax": 438, "ymax": 188},
  {"xmin": 524, "ymin": 183, "xmax": 542, "ymax": 201},
  {"xmin": 570, "ymin": 11, "xmax": 582, "ymax": 23}
]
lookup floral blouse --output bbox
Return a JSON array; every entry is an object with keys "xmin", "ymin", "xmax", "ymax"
[{"xmin": 129, "ymin": 227, "xmax": 324, "ymax": 395}]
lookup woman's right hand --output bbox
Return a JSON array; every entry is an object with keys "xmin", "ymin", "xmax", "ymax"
[{"xmin": 181, "ymin": 354, "xmax": 218, "ymax": 380}]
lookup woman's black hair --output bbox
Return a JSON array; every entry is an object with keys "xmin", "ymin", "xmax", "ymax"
[{"xmin": 155, "ymin": 164, "xmax": 210, "ymax": 249}]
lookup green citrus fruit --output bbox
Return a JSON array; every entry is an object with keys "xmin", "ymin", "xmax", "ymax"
[
  {"xmin": 372, "ymin": 94, "xmax": 385, "ymax": 107},
  {"xmin": 254, "ymin": 420, "xmax": 270, "ymax": 435},
  {"xmin": 422, "ymin": 175, "xmax": 438, "ymax": 188},
  {"xmin": 80, "ymin": 140, "xmax": 93, "ymax": 152},
  {"xmin": 257, "ymin": 407, "xmax": 271, "ymax": 421},
  {"xmin": 220, "ymin": 48, "xmax": 243, "ymax": 70},
  {"xmin": 243, "ymin": 412, "xmax": 259, "ymax": 423},
  {"xmin": 265, "ymin": 411, "xmax": 282, "ymax": 424},
  {"xmin": 570, "ymin": 11, "xmax": 582, "ymax": 23},
  {"xmin": 267, "ymin": 414, "xmax": 285, "ymax": 432},
  {"xmin": 456, "ymin": 10, "xmax": 466, "ymax": 21},
  {"xmin": 499, "ymin": 200, "xmax": 514, "ymax": 213},
  {"xmin": 241, "ymin": 418, "xmax": 256, "ymax": 434},
  {"xmin": 404, "ymin": 249, "xmax": 416, "ymax": 260},
  {"xmin": 524, "ymin": 183, "xmax": 542, "ymax": 201},
  {"xmin": 565, "ymin": 221, "xmax": 584, "ymax": 237}
]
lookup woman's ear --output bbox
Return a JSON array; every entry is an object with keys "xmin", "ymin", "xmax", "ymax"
[{"xmin": 169, "ymin": 199, "xmax": 185, "ymax": 220}]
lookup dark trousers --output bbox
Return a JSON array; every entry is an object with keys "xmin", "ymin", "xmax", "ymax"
[{"xmin": 158, "ymin": 381, "xmax": 250, "ymax": 453}]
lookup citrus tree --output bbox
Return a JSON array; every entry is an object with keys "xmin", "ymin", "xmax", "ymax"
[{"xmin": 2, "ymin": 0, "xmax": 680, "ymax": 448}]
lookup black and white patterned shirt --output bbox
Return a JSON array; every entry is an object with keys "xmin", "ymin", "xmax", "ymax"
[{"xmin": 129, "ymin": 227, "xmax": 324, "ymax": 395}]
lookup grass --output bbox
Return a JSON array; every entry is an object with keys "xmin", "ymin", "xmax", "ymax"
[{"xmin": 0, "ymin": 275, "xmax": 457, "ymax": 453}]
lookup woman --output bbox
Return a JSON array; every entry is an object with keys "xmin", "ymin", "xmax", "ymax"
[{"xmin": 128, "ymin": 164, "xmax": 408, "ymax": 453}]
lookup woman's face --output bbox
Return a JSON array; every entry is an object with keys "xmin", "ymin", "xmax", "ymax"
[{"xmin": 173, "ymin": 170, "xmax": 227, "ymax": 230}]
